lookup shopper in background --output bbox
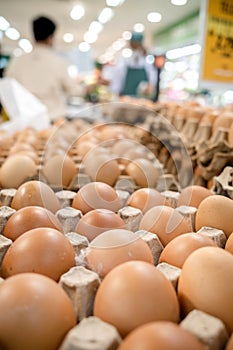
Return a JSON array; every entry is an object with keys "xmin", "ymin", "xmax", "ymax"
[
  {"xmin": 4, "ymin": 16, "xmax": 85, "ymax": 122},
  {"xmin": 110, "ymin": 32, "xmax": 158, "ymax": 99}
]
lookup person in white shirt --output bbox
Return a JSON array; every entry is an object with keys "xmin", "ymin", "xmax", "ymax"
[
  {"xmin": 110, "ymin": 32, "xmax": 158, "ymax": 99},
  {"xmin": 5, "ymin": 16, "xmax": 84, "ymax": 122}
]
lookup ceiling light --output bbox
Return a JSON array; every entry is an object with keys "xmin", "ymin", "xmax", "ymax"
[
  {"xmin": 89, "ymin": 21, "xmax": 103, "ymax": 34},
  {"xmin": 166, "ymin": 44, "xmax": 201, "ymax": 60},
  {"xmin": 68, "ymin": 65, "xmax": 79, "ymax": 79},
  {"xmin": 133, "ymin": 23, "xmax": 145, "ymax": 33},
  {"xmin": 79, "ymin": 42, "xmax": 90, "ymax": 52},
  {"xmin": 84, "ymin": 31, "xmax": 98, "ymax": 44},
  {"xmin": 122, "ymin": 31, "xmax": 131, "ymax": 40},
  {"xmin": 147, "ymin": 12, "xmax": 162, "ymax": 23},
  {"xmin": 223, "ymin": 90, "xmax": 233, "ymax": 103},
  {"xmin": 106, "ymin": 0, "xmax": 125, "ymax": 6},
  {"xmin": 98, "ymin": 7, "xmax": 114, "ymax": 24},
  {"xmin": 18, "ymin": 39, "xmax": 33, "ymax": 53},
  {"xmin": 171, "ymin": 0, "xmax": 188, "ymax": 5},
  {"xmin": 0, "ymin": 16, "xmax": 10, "ymax": 31},
  {"xmin": 63, "ymin": 33, "xmax": 74, "ymax": 43},
  {"xmin": 122, "ymin": 48, "xmax": 132, "ymax": 58},
  {"xmin": 70, "ymin": 4, "xmax": 85, "ymax": 20},
  {"xmin": 5, "ymin": 27, "xmax": 20, "ymax": 40}
]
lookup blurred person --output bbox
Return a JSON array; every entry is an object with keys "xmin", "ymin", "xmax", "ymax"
[
  {"xmin": 4, "ymin": 16, "xmax": 85, "ymax": 121},
  {"xmin": 110, "ymin": 32, "xmax": 158, "ymax": 99}
]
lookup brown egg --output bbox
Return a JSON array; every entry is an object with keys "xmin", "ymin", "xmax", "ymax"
[
  {"xmin": 126, "ymin": 158, "xmax": 160, "ymax": 188},
  {"xmin": 11, "ymin": 180, "xmax": 61, "ymax": 214},
  {"xmin": 9, "ymin": 142, "xmax": 35, "ymax": 153},
  {"xmin": 72, "ymin": 182, "xmax": 121, "ymax": 214},
  {"xmin": 84, "ymin": 152, "xmax": 121, "ymax": 187},
  {"xmin": 0, "ymin": 154, "xmax": 37, "ymax": 189},
  {"xmin": 111, "ymin": 139, "xmax": 135, "ymax": 157},
  {"xmin": 9, "ymin": 150, "xmax": 39, "ymax": 164},
  {"xmin": 4, "ymin": 206, "xmax": 62, "ymax": 241},
  {"xmin": 94, "ymin": 261, "xmax": 180, "ymax": 337},
  {"xmin": 127, "ymin": 188, "xmax": 168, "ymax": 213},
  {"xmin": 139, "ymin": 205, "xmax": 190, "ymax": 246},
  {"xmin": 195, "ymin": 195, "xmax": 233, "ymax": 238},
  {"xmin": 159, "ymin": 232, "xmax": 217, "ymax": 268},
  {"xmin": 118, "ymin": 321, "xmax": 205, "ymax": 350},
  {"xmin": 226, "ymin": 334, "xmax": 233, "ymax": 350},
  {"xmin": 86, "ymin": 229, "xmax": 154, "ymax": 278},
  {"xmin": 98, "ymin": 125, "xmax": 127, "ymax": 141},
  {"xmin": 75, "ymin": 209, "xmax": 125, "ymax": 241},
  {"xmin": 177, "ymin": 185, "xmax": 213, "ymax": 208},
  {"xmin": 76, "ymin": 140, "xmax": 96, "ymax": 157},
  {"xmin": 178, "ymin": 247, "xmax": 233, "ymax": 333},
  {"xmin": 225, "ymin": 232, "xmax": 233, "ymax": 254},
  {"xmin": 0, "ymin": 273, "xmax": 76, "ymax": 350},
  {"xmin": 1, "ymin": 227, "xmax": 75, "ymax": 281},
  {"xmin": 42, "ymin": 154, "xmax": 77, "ymax": 188}
]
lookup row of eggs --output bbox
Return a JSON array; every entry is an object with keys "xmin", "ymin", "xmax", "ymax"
[
  {"xmin": 0, "ymin": 116, "xmax": 232, "ymax": 349},
  {"xmin": 0, "ymin": 179, "xmax": 233, "ymax": 349},
  {"xmin": 0, "ymin": 122, "xmax": 161, "ymax": 190}
]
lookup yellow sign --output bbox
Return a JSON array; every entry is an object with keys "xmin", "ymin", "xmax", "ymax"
[{"xmin": 200, "ymin": 0, "xmax": 233, "ymax": 86}]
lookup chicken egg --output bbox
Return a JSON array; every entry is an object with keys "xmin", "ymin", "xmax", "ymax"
[
  {"xmin": 127, "ymin": 188, "xmax": 168, "ymax": 213},
  {"xmin": 139, "ymin": 205, "xmax": 190, "ymax": 246},
  {"xmin": 72, "ymin": 182, "xmax": 121, "ymax": 214},
  {"xmin": 42, "ymin": 154, "xmax": 77, "ymax": 188},
  {"xmin": 75, "ymin": 140, "xmax": 97, "ymax": 157},
  {"xmin": 3, "ymin": 206, "xmax": 62, "ymax": 241},
  {"xmin": 9, "ymin": 142, "xmax": 35, "ymax": 153},
  {"xmin": 118, "ymin": 321, "xmax": 205, "ymax": 350},
  {"xmin": 177, "ymin": 185, "xmax": 213, "ymax": 208},
  {"xmin": 0, "ymin": 154, "xmax": 37, "ymax": 189},
  {"xmin": 1, "ymin": 227, "xmax": 76, "ymax": 281},
  {"xmin": 83, "ymin": 152, "xmax": 120, "ymax": 186},
  {"xmin": 126, "ymin": 158, "xmax": 160, "ymax": 188},
  {"xmin": 9, "ymin": 150, "xmax": 39, "ymax": 164},
  {"xmin": 0, "ymin": 273, "xmax": 76, "ymax": 350},
  {"xmin": 226, "ymin": 334, "xmax": 233, "ymax": 350},
  {"xmin": 11, "ymin": 180, "xmax": 61, "ymax": 214},
  {"xmin": 86, "ymin": 229, "xmax": 154, "ymax": 278},
  {"xmin": 225, "ymin": 232, "xmax": 233, "ymax": 254},
  {"xmin": 178, "ymin": 247, "xmax": 233, "ymax": 333},
  {"xmin": 75, "ymin": 208, "xmax": 126, "ymax": 241},
  {"xmin": 111, "ymin": 139, "xmax": 135, "ymax": 157},
  {"xmin": 195, "ymin": 195, "xmax": 233, "ymax": 238},
  {"xmin": 159, "ymin": 232, "xmax": 217, "ymax": 268},
  {"xmin": 94, "ymin": 260, "xmax": 180, "ymax": 337}
]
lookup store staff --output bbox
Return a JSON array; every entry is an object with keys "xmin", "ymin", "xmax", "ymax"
[
  {"xmin": 110, "ymin": 32, "xmax": 157, "ymax": 99},
  {"xmin": 4, "ymin": 16, "xmax": 84, "ymax": 121}
]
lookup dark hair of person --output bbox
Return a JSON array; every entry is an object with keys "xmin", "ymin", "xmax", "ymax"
[{"xmin": 32, "ymin": 16, "xmax": 56, "ymax": 41}]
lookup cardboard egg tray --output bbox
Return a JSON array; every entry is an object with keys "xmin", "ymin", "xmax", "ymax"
[
  {"xmin": 153, "ymin": 102, "xmax": 233, "ymax": 188},
  {"xmin": 0, "ymin": 114, "xmax": 232, "ymax": 348},
  {"xmin": 0, "ymin": 179, "xmax": 230, "ymax": 350}
]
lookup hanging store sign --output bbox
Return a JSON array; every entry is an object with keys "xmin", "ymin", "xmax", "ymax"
[{"xmin": 199, "ymin": 0, "xmax": 233, "ymax": 88}]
